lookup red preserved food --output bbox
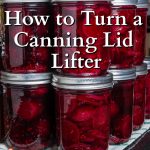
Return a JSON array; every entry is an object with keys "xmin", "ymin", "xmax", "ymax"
[
  {"xmin": 144, "ymin": 57, "xmax": 150, "ymax": 119},
  {"xmin": 52, "ymin": 1, "xmax": 111, "ymax": 76},
  {"xmin": 134, "ymin": 8, "xmax": 148, "ymax": 65},
  {"xmin": 109, "ymin": 68, "xmax": 136, "ymax": 144},
  {"xmin": 134, "ymin": 0, "xmax": 148, "ymax": 65},
  {"xmin": 110, "ymin": 3, "xmax": 136, "ymax": 69},
  {"xmin": 3, "ymin": 2, "xmax": 51, "ymax": 73},
  {"xmin": 56, "ymin": 91, "xmax": 110, "ymax": 150},
  {"xmin": 52, "ymin": 74, "xmax": 112, "ymax": 150},
  {"xmin": 110, "ymin": 81, "xmax": 134, "ymax": 143},
  {"xmin": 133, "ymin": 64, "xmax": 147, "ymax": 130},
  {"xmin": 1, "ymin": 73, "xmax": 56, "ymax": 150},
  {"xmin": 17, "ymin": 98, "xmax": 44, "ymax": 121},
  {"xmin": 146, "ymin": 70, "xmax": 150, "ymax": 118}
]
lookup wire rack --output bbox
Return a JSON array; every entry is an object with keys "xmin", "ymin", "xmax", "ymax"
[{"xmin": 109, "ymin": 119, "xmax": 150, "ymax": 150}]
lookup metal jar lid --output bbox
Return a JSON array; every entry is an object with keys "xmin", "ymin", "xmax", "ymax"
[
  {"xmin": 144, "ymin": 57, "xmax": 150, "ymax": 70},
  {"xmin": 112, "ymin": 0, "xmax": 138, "ymax": 5},
  {"xmin": 135, "ymin": 63, "xmax": 148, "ymax": 76},
  {"xmin": 52, "ymin": 0, "xmax": 111, "ymax": 2},
  {"xmin": 148, "ymin": 4, "xmax": 150, "ymax": 15},
  {"xmin": 52, "ymin": 73, "xmax": 113, "ymax": 90},
  {"xmin": 137, "ymin": 0, "xmax": 149, "ymax": 8},
  {"xmin": 1, "ymin": 72, "xmax": 51, "ymax": 85},
  {"xmin": 0, "ymin": 144, "xmax": 8, "ymax": 150},
  {"xmin": 3, "ymin": 0, "xmax": 49, "ymax": 3},
  {"xmin": 108, "ymin": 68, "xmax": 136, "ymax": 81}
]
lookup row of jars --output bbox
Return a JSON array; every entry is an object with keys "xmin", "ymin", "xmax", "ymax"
[
  {"xmin": 0, "ymin": 0, "xmax": 148, "ymax": 76},
  {"xmin": 0, "ymin": 57, "xmax": 150, "ymax": 150}
]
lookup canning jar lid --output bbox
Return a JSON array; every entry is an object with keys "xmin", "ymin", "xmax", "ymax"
[
  {"xmin": 52, "ymin": 0, "xmax": 111, "ymax": 2},
  {"xmin": 148, "ymin": 4, "xmax": 150, "ymax": 15},
  {"xmin": 52, "ymin": 73, "xmax": 113, "ymax": 90},
  {"xmin": 0, "ymin": 144, "xmax": 8, "ymax": 150},
  {"xmin": 144, "ymin": 57, "xmax": 150, "ymax": 70},
  {"xmin": 137, "ymin": 0, "xmax": 149, "ymax": 8},
  {"xmin": 112, "ymin": 0, "xmax": 138, "ymax": 5},
  {"xmin": 108, "ymin": 68, "xmax": 136, "ymax": 80},
  {"xmin": 1, "ymin": 71, "xmax": 51, "ymax": 85},
  {"xmin": 3, "ymin": 0, "xmax": 49, "ymax": 3},
  {"xmin": 136, "ymin": 63, "xmax": 147, "ymax": 76}
]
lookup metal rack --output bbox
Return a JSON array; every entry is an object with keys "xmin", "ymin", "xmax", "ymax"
[{"xmin": 109, "ymin": 120, "xmax": 150, "ymax": 150}]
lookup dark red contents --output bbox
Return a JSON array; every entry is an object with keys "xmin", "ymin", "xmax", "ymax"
[
  {"xmin": 2, "ymin": 84, "xmax": 55, "ymax": 149},
  {"xmin": 134, "ymin": 8, "xmax": 147, "ymax": 65},
  {"xmin": 53, "ymin": 2, "xmax": 111, "ymax": 76},
  {"xmin": 54, "ymin": 89, "xmax": 111, "ymax": 150},
  {"xmin": 146, "ymin": 70, "xmax": 150, "ymax": 119},
  {"xmin": 110, "ymin": 101, "xmax": 119, "ymax": 119},
  {"xmin": 18, "ymin": 98, "xmax": 44, "ymax": 121},
  {"xmin": 110, "ymin": 6, "xmax": 136, "ymax": 69},
  {"xmin": 3, "ymin": 3, "xmax": 51, "ymax": 73},
  {"xmin": 110, "ymin": 80, "xmax": 134, "ymax": 144},
  {"xmin": 133, "ymin": 75, "xmax": 146, "ymax": 130}
]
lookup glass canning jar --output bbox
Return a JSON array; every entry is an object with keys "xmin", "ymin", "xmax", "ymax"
[
  {"xmin": 133, "ymin": 63, "xmax": 147, "ymax": 130},
  {"xmin": 110, "ymin": 0, "xmax": 137, "ymax": 69},
  {"xmin": 144, "ymin": 57, "xmax": 150, "ymax": 119},
  {"xmin": 52, "ymin": 0, "xmax": 111, "ymax": 76},
  {"xmin": 52, "ymin": 74, "xmax": 113, "ymax": 150},
  {"xmin": 134, "ymin": 0, "xmax": 148, "ymax": 65},
  {"xmin": 0, "ymin": 72, "xmax": 56, "ymax": 150},
  {"xmin": 2, "ymin": 0, "xmax": 51, "ymax": 73},
  {"xmin": 108, "ymin": 68, "xmax": 136, "ymax": 144}
]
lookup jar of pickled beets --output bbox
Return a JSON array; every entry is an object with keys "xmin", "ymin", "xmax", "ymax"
[
  {"xmin": 108, "ymin": 68, "xmax": 136, "ymax": 144},
  {"xmin": 3, "ymin": 0, "xmax": 51, "ymax": 73},
  {"xmin": 134, "ymin": 0, "xmax": 148, "ymax": 65},
  {"xmin": 52, "ymin": 0, "xmax": 111, "ymax": 76},
  {"xmin": 133, "ymin": 63, "xmax": 147, "ymax": 130},
  {"xmin": 110, "ymin": 0, "xmax": 137, "ymax": 69},
  {"xmin": 144, "ymin": 57, "xmax": 150, "ymax": 119},
  {"xmin": 52, "ymin": 74, "xmax": 113, "ymax": 150},
  {"xmin": 0, "ymin": 72, "xmax": 56, "ymax": 150}
]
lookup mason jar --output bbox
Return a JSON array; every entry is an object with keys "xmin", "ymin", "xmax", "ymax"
[
  {"xmin": 52, "ymin": 0, "xmax": 111, "ymax": 76},
  {"xmin": 108, "ymin": 68, "xmax": 136, "ymax": 144},
  {"xmin": 134, "ymin": 0, "xmax": 148, "ymax": 65},
  {"xmin": 0, "ymin": 72, "xmax": 56, "ymax": 150},
  {"xmin": 3, "ymin": 0, "xmax": 51, "ymax": 73},
  {"xmin": 144, "ymin": 57, "xmax": 150, "ymax": 119},
  {"xmin": 52, "ymin": 74, "xmax": 113, "ymax": 150},
  {"xmin": 110, "ymin": 0, "xmax": 137, "ymax": 69},
  {"xmin": 133, "ymin": 63, "xmax": 147, "ymax": 130}
]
